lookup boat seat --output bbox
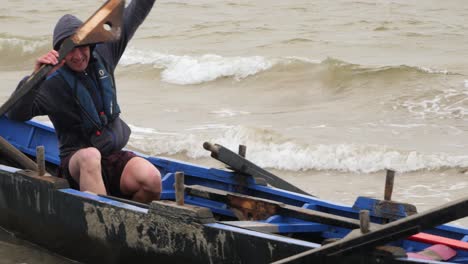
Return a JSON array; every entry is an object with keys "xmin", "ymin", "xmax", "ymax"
[
  {"xmin": 220, "ymin": 219, "xmax": 328, "ymax": 234},
  {"xmin": 220, "ymin": 221, "xmax": 279, "ymax": 233},
  {"xmin": 186, "ymin": 185, "xmax": 367, "ymax": 230}
]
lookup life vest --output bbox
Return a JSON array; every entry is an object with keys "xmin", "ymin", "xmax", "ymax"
[{"xmin": 48, "ymin": 52, "xmax": 121, "ymax": 135}]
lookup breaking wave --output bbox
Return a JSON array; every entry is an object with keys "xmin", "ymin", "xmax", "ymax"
[
  {"xmin": 2, "ymin": 39, "xmax": 455, "ymax": 82},
  {"xmin": 119, "ymin": 48, "xmax": 455, "ymax": 85},
  {"xmin": 119, "ymin": 49, "xmax": 278, "ymax": 85},
  {"xmin": 0, "ymin": 35, "xmax": 49, "ymax": 67},
  {"xmin": 128, "ymin": 124, "xmax": 468, "ymax": 173}
]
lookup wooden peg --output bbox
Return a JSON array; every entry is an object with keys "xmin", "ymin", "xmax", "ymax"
[
  {"xmin": 359, "ymin": 210, "xmax": 370, "ymax": 234},
  {"xmin": 384, "ymin": 169, "xmax": 395, "ymax": 201},
  {"xmin": 175, "ymin": 171, "xmax": 185, "ymax": 206},
  {"xmin": 36, "ymin": 146, "xmax": 46, "ymax": 176},
  {"xmin": 238, "ymin": 144, "xmax": 246, "ymax": 158}
]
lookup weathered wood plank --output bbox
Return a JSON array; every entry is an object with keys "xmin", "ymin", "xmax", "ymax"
[{"xmin": 185, "ymin": 185, "xmax": 367, "ymax": 229}]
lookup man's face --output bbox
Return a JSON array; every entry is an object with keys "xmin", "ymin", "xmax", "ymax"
[{"xmin": 64, "ymin": 46, "xmax": 90, "ymax": 72}]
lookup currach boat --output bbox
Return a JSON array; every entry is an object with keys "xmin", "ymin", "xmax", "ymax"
[{"xmin": 1, "ymin": 115, "xmax": 468, "ymax": 264}]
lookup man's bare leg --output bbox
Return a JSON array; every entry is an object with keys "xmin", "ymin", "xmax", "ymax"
[
  {"xmin": 120, "ymin": 157, "xmax": 161, "ymax": 203},
  {"xmin": 68, "ymin": 147, "xmax": 107, "ymax": 195}
]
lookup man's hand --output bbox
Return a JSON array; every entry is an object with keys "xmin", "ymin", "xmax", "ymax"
[{"xmin": 34, "ymin": 50, "xmax": 64, "ymax": 75}]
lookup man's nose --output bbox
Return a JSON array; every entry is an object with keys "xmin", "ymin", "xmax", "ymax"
[{"xmin": 71, "ymin": 48, "xmax": 85, "ymax": 59}]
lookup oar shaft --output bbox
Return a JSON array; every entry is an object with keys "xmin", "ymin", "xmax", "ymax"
[
  {"xmin": 0, "ymin": 65, "xmax": 50, "ymax": 117},
  {"xmin": 0, "ymin": 40, "xmax": 76, "ymax": 117},
  {"xmin": 273, "ymin": 196, "xmax": 468, "ymax": 263},
  {"xmin": 0, "ymin": 136, "xmax": 37, "ymax": 171},
  {"xmin": 203, "ymin": 142, "xmax": 311, "ymax": 196}
]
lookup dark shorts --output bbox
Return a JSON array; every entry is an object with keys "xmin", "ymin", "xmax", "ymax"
[{"xmin": 58, "ymin": 150, "xmax": 137, "ymax": 198}]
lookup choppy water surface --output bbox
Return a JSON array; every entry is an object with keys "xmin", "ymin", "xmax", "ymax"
[{"xmin": 1, "ymin": 0, "xmax": 468, "ymax": 261}]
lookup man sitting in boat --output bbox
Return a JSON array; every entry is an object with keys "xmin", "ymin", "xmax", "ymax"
[{"xmin": 6, "ymin": 0, "xmax": 161, "ymax": 203}]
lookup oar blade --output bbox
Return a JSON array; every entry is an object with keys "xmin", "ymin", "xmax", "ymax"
[
  {"xmin": 203, "ymin": 142, "xmax": 313, "ymax": 196},
  {"xmin": 72, "ymin": 0, "xmax": 125, "ymax": 46}
]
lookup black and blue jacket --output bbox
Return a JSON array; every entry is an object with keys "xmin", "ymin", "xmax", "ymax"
[
  {"xmin": 7, "ymin": 0, "xmax": 156, "ymax": 159},
  {"xmin": 47, "ymin": 52, "xmax": 120, "ymax": 136}
]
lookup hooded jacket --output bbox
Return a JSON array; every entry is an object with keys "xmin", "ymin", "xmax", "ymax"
[
  {"xmin": 53, "ymin": 14, "xmax": 83, "ymax": 51},
  {"xmin": 7, "ymin": 0, "xmax": 157, "ymax": 159}
]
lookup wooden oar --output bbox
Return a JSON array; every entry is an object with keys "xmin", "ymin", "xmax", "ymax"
[
  {"xmin": 272, "ymin": 196, "xmax": 468, "ymax": 263},
  {"xmin": 203, "ymin": 142, "xmax": 312, "ymax": 196},
  {"xmin": 0, "ymin": 136, "xmax": 37, "ymax": 171},
  {"xmin": 0, "ymin": 0, "xmax": 125, "ymax": 116}
]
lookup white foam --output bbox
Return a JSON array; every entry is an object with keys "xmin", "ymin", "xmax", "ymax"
[
  {"xmin": 127, "ymin": 124, "xmax": 468, "ymax": 173},
  {"xmin": 464, "ymin": 80, "xmax": 468, "ymax": 88},
  {"xmin": 399, "ymin": 88, "xmax": 468, "ymax": 119},
  {"xmin": 0, "ymin": 37, "xmax": 47, "ymax": 55},
  {"xmin": 284, "ymin": 56, "xmax": 322, "ymax": 64},
  {"xmin": 120, "ymin": 48, "xmax": 275, "ymax": 85},
  {"xmin": 418, "ymin": 66, "xmax": 449, "ymax": 75},
  {"xmin": 386, "ymin": 123, "xmax": 426, "ymax": 128},
  {"xmin": 209, "ymin": 109, "xmax": 250, "ymax": 117},
  {"xmin": 185, "ymin": 124, "xmax": 235, "ymax": 131},
  {"xmin": 163, "ymin": 54, "xmax": 274, "ymax": 85},
  {"xmin": 119, "ymin": 48, "xmax": 320, "ymax": 85}
]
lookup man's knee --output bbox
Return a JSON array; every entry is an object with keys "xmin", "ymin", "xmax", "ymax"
[
  {"xmin": 136, "ymin": 162, "xmax": 162, "ymax": 201},
  {"xmin": 146, "ymin": 165, "xmax": 162, "ymax": 193},
  {"xmin": 68, "ymin": 147, "xmax": 103, "ymax": 186},
  {"xmin": 135, "ymin": 158, "xmax": 161, "ymax": 188},
  {"xmin": 76, "ymin": 147, "xmax": 101, "ymax": 166},
  {"xmin": 122, "ymin": 158, "xmax": 162, "ymax": 194},
  {"xmin": 70, "ymin": 147, "xmax": 101, "ymax": 177}
]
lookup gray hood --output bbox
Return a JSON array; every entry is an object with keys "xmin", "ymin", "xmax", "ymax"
[{"xmin": 52, "ymin": 14, "xmax": 83, "ymax": 50}]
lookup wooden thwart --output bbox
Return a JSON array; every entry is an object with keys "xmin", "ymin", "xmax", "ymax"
[{"xmin": 185, "ymin": 185, "xmax": 369, "ymax": 230}]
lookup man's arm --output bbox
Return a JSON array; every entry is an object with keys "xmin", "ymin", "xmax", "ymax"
[
  {"xmin": 97, "ymin": 0, "xmax": 157, "ymax": 70},
  {"xmin": 6, "ymin": 78, "xmax": 42, "ymax": 121},
  {"xmin": 6, "ymin": 50, "xmax": 62, "ymax": 121}
]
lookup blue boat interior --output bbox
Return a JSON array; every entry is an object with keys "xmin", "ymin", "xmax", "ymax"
[{"xmin": 2, "ymin": 115, "xmax": 468, "ymax": 263}]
